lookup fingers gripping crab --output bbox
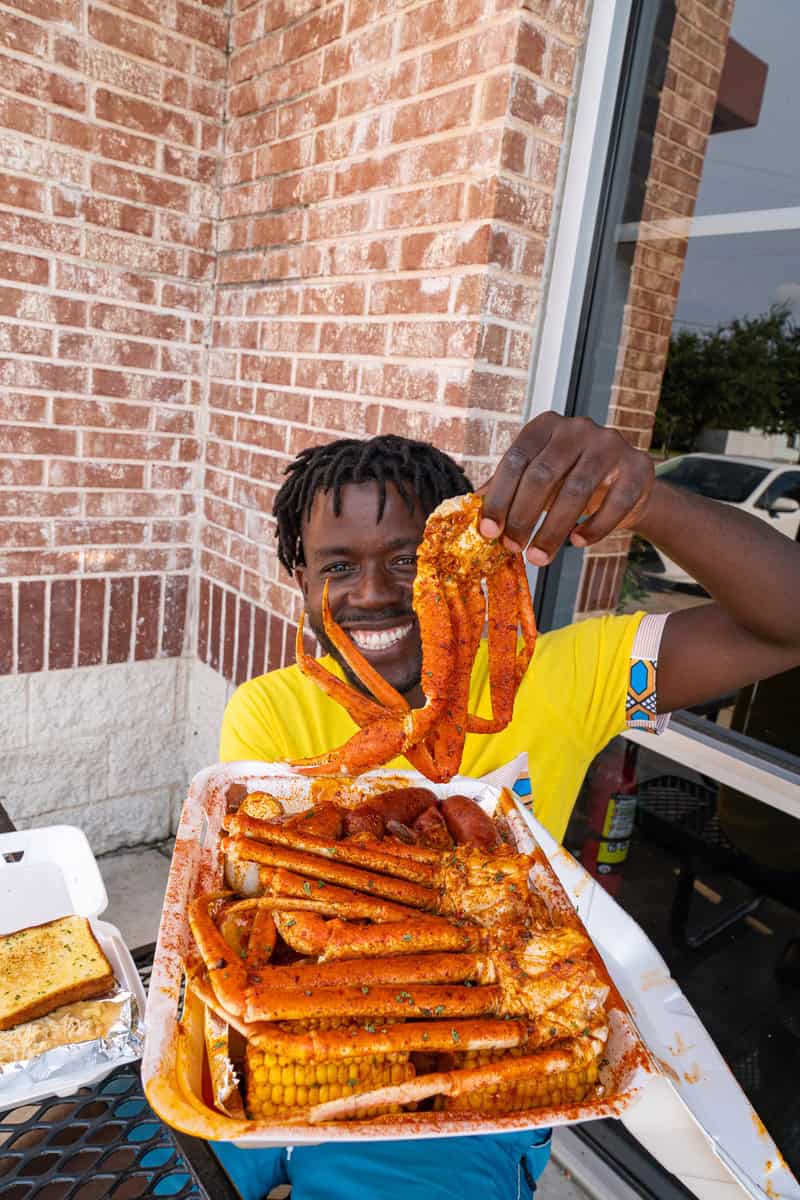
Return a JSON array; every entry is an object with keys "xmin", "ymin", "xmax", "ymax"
[{"xmin": 289, "ymin": 494, "xmax": 538, "ymax": 782}]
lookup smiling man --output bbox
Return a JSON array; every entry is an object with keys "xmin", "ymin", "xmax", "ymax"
[{"xmin": 215, "ymin": 420, "xmax": 800, "ymax": 1200}]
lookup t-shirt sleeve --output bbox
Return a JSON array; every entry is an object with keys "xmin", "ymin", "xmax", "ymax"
[
  {"xmin": 219, "ymin": 680, "xmax": 285, "ymax": 764},
  {"xmin": 564, "ymin": 611, "xmax": 647, "ymax": 758}
]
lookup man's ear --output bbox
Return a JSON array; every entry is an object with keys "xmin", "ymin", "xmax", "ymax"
[{"xmin": 294, "ymin": 567, "xmax": 307, "ymax": 599}]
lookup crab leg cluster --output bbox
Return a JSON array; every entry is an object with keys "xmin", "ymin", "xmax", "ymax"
[
  {"xmin": 288, "ymin": 492, "xmax": 538, "ymax": 782},
  {"xmin": 184, "ymin": 789, "xmax": 610, "ymax": 1126}
]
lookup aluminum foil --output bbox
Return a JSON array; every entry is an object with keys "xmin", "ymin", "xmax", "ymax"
[{"xmin": 0, "ymin": 988, "xmax": 144, "ymax": 1106}]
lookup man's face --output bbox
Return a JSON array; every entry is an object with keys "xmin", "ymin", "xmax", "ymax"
[{"xmin": 295, "ymin": 481, "xmax": 426, "ymax": 699}]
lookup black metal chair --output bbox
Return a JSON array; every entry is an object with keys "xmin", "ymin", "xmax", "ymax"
[{"xmin": 636, "ymin": 774, "xmax": 798, "ymax": 949}]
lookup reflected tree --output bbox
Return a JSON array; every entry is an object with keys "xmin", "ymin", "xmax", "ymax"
[{"xmin": 655, "ymin": 305, "xmax": 800, "ymax": 455}]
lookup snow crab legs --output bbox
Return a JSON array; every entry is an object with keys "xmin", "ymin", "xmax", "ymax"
[
  {"xmin": 289, "ymin": 492, "xmax": 538, "ymax": 782},
  {"xmin": 185, "ymin": 795, "xmax": 610, "ymax": 1124}
]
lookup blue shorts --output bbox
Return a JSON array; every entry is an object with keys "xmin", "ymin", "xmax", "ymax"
[{"xmin": 212, "ymin": 1130, "xmax": 552, "ymax": 1200}]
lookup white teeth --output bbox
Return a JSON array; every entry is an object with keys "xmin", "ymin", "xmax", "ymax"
[{"xmin": 349, "ymin": 624, "xmax": 413, "ymax": 652}]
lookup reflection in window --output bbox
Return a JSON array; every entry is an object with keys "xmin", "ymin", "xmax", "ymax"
[
  {"xmin": 755, "ymin": 471, "xmax": 800, "ymax": 509},
  {"xmin": 656, "ymin": 455, "xmax": 770, "ymax": 503}
]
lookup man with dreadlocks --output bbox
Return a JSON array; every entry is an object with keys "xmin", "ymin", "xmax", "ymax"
[{"xmin": 213, "ymin": 414, "xmax": 800, "ymax": 1200}]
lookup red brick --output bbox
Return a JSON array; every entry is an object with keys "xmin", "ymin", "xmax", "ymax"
[
  {"xmin": 0, "ymin": 550, "xmax": 78, "ymax": 577},
  {"xmin": 268, "ymin": 611, "xmax": 284, "ymax": 672},
  {"xmin": 319, "ymin": 322, "xmax": 386, "ymax": 356},
  {"xmin": 418, "ymin": 21, "xmax": 517, "ymax": 92},
  {"xmin": 0, "ymin": 423, "xmax": 79, "ymax": 456},
  {"xmin": 0, "ymin": 53, "xmax": 86, "ymax": 112},
  {"xmin": 382, "ymin": 182, "xmax": 463, "ymax": 229},
  {"xmin": 0, "ymin": 173, "xmax": 45, "ymax": 213},
  {"xmin": 175, "ymin": 0, "xmax": 228, "ymax": 49},
  {"xmin": 80, "ymin": 197, "xmax": 155, "ymax": 238},
  {"xmin": 1, "ymin": 324, "xmax": 51, "ymax": 357},
  {"xmin": 161, "ymin": 574, "xmax": 188, "ymax": 656},
  {"xmin": 0, "ymin": 583, "xmax": 12, "ymax": 674},
  {"xmin": 0, "ymin": 250, "xmax": 48, "ymax": 286},
  {"xmin": 49, "ymin": 462, "xmax": 146, "ymax": 490},
  {"xmin": 0, "ymin": 94, "xmax": 47, "ymax": 139},
  {"xmin": 0, "ymin": 459, "xmax": 46, "ymax": 487},
  {"xmin": 276, "ymin": 89, "xmax": 337, "ymax": 139},
  {"xmin": 197, "ymin": 575, "xmax": 210, "ymax": 662},
  {"xmin": 222, "ymin": 588, "xmax": 236, "ymax": 678},
  {"xmin": 56, "ymin": 262, "xmax": 157, "ymax": 306},
  {"xmin": 338, "ymin": 61, "xmax": 417, "ymax": 118},
  {"xmin": 284, "ymin": 5, "xmax": 344, "ymax": 62},
  {"xmin": 390, "ymin": 319, "xmax": 480, "ymax": 360},
  {"xmin": 209, "ymin": 581, "xmax": 223, "ymax": 670},
  {"xmin": 135, "ymin": 574, "xmax": 161, "ymax": 661},
  {"xmin": 239, "ymin": 354, "xmax": 293, "ymax": 386},
  {"xmin": 0, "ymin": 212, "xmax": 80, "ymax": 256},
  {"xmin": 234, "ymin": 596, "xmax": 252, "ymax": 684},
  {"xmin": 361, "ymin": 362, "xmax": 439, "ymax": 402},
  {"xmin": 56, "ymin": 519, "xmax": 146, "ymax": 546},
  {"xmin": 322, "ymin": 21, "xmax": 392, "ymax": 84},
  {"xmin": 88, "ymin": 7, "xmax": 192, "ymax": 72},
  {"xmin": 370, "ymin": 277, "xmax": 451, "ymax": 315},
  {"xmin": 91, "ymin": 163, "xmax": 189, "ymax": 212},
  {"xmin": 391, "ymin": 85, "xmax": 475, "ymax": 145},
  {"xmin": 18, "ymin": 580, "xmax": 45, "ymax": 673},
  {"xmin": 97, "ymin": 88, "xmax": 185, "ymax": 146},
  {"xmin": 0, "ymin": 488, "xmax": 78, "ymax": 518},
  {"xmin": 251, "ymin": 604, "xmax": 267, "ymax": 677},
  {"xmin": 78, "ymin": 578, "xmax": 105, "ymax": 667},
  {"xmin": 107, "ymin": 576, "xmax": 134, "ymax": 663},
  {"xmin": 49, "ymin": 578, "xmax": 77, "ymax": 670}
]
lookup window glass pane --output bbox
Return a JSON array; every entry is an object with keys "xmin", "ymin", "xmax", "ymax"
[
  {"xmin": 565, "ymin": 737, "xmax": 800, "ymax": 1179},
  {"xmin": 572, "ymin": 0, "xmax": 800, "ymax": 759},
  {"xmin": 655, "ymin": 455, "xmax": 770, "ymax": 501},
  {"xmin": 565, "ymin": 0, "xmax": 800, "ymax": 1181}
]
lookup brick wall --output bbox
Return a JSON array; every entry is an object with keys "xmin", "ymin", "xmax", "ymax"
[
  {"xmin": 199, "ymin": 0, "xmax": 589, "ymax": 682},
  {"xmin": 0, "ymin": 0, "xmax": 227, "ymax": 673},
  {"xmin": 575, "ymin": 0, "xmax": 735, "ymax": 616}
]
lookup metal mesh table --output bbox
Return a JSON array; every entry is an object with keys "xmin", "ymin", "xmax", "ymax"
[{"xmin": 0, "ymin": 946, "xmax": 239, "ymax": 1200}]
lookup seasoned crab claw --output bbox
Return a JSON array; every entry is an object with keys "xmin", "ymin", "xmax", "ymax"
[{"xmin": 289, "ymin": 493, "xmax": 537, "ymax": 782}]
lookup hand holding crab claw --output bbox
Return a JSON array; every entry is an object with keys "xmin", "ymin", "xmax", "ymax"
[{"xmin": 478, "ymin": 412, "xmax": 655, "ymax": 566}]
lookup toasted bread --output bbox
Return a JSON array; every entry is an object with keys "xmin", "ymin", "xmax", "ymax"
[{"xmin": 0, "ymin": 915, "xmax": 115, "ymax": 1031}]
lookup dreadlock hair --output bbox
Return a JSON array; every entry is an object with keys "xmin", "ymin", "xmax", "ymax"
[{"xmin": 274, "ymin": 434, "xmax": 474, "ymax": 573}]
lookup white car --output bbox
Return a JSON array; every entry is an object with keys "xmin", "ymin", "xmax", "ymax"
[{"xmin": 636, "ymin": 453, "xmax": 800, "ymax": 586}]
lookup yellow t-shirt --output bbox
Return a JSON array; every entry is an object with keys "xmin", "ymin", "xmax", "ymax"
[{"xmin": 220, "ymin": 612, "xmax": 645, "ymax": 843}]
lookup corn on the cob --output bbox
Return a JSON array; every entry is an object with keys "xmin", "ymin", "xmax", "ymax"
[
  {"xmin": 433, "ymin": 1048, "xmax": 600, "ymax": 1113},
  {"xmin": 245, "ymin": 1023, "xmax": 415, "ymax": 1120}
]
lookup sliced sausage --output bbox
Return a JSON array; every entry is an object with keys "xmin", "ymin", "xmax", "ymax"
[
  {"xmin": 385, "ymin": 819, "xmax": 418, "ymax": 844},
  {"xmin": 440, "ymin": 795, "xmax": 500, "ymax": 850},
  {"xmin": 285, "ymin": 803, "xmax": 344, "ymax": 840},
  {"xmin": 366, "ymin": 787, "xmax": 438, "ymax": 826},
  {"xmin": 413, "ymin": 805, "xmax": 453, "ymax": 851},
  {"xmin": 225, "ymin": 782, "xmax": 249, "ymax": 812},
  {"xmin": 343, "ymin": 808, "xmax": 386, "ymax": 839}
]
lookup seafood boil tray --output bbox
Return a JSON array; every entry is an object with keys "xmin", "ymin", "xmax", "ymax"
[{"xmin": 143, "ymin": 765, "xmax": 799, "ymax": 1200}]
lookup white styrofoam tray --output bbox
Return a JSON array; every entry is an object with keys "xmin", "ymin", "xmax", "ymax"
[
  {"xmin": 0, "ymin": 825, "xmax": 146, "ymax": 1105},
  {"xmin": 144, "ymin": 763, "xmax": 653, "ymax": 1147},
  {"xmin": 144, "ymin": 764, "xmax": 800, "ymax": 1200}
]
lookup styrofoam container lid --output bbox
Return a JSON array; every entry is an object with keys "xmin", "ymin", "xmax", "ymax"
[
  {"xmin": 0, "ymin": 826, "xmax": 108, "ymax": 934},
  {"xmin": 0, "ymin": 825, "xmax": 144, "ymax": 1105}
]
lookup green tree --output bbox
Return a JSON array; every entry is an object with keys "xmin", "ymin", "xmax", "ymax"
[{"xmin": 655, "ymin": 305, "xmax": 800, "ymax": 454}]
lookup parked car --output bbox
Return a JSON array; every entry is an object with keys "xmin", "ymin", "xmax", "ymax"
[{"xmin": 636, "ymin": 453, "xmax": 800, "ymax": 586}]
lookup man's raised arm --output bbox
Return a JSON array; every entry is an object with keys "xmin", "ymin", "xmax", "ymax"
[{"xmin": 479, "ymin": 413, "xmax": 800, "ymax": 715}]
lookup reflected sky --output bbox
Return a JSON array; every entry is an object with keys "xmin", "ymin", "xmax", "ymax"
[{"xmin": 674, "ymin": 0, "xmax": 800, "ymax": 330}]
